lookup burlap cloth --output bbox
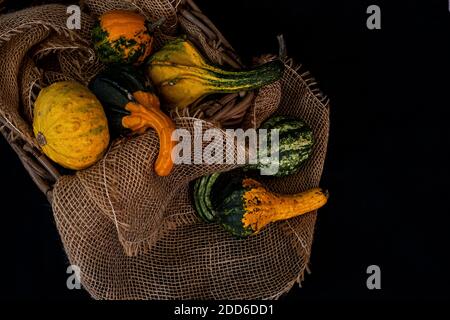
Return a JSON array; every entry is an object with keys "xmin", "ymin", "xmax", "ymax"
[{"xmin": 0, "ymin": 0, "xmax": 330, "ymax": 299}]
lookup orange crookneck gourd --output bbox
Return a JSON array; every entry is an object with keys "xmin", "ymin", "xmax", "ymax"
[
  {"xmin": 193, "ymin": 171, "xmax": 328, "ymax": 237},
  {"xmin": 89, "ymin": 65, "xmax": 175, "ymax": 176}
]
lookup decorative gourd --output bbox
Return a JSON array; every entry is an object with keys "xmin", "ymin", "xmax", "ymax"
[
  {"xmin": 89, "ymin": 65, "xmax": 175, "ymax": 176},
  {"xmin": 147, "ymin": 38, "xmax": 284, "ymax": 110},
  {"xmin": 33, "ymin": 81, "xmax": 110, "ymax": 170},
  {"xmin": 193, "ymin": 172, "xmax": 221, "ymax": 222},
  {"xmin": 193, "ymin": 171, "xmax": 328, "ymax": 237},
  {"xmin": 246, "ymin": 115, "xmax": 314, "ymax": 177},
  {"xmin": 92, "ymin": 10, "xmax": 156, "ymax": 65}
]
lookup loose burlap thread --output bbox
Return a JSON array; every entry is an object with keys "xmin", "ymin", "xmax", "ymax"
[{"xmin": 0, "ymin": 0, "xmax": 330, "ymax": 299}]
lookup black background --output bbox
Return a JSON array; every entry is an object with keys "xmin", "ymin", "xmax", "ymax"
[{"xmin": 0, "ymin": 0, "xmax": 449, "ymax": 302}]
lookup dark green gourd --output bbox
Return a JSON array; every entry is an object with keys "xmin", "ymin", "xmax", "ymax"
[
  {"xmin": 89, "ymin": 64, "xmax": 160, "ymax": 136},
  {"xmin": 89, "ymin": 64, "xmax": 176, "ymax": 177}
]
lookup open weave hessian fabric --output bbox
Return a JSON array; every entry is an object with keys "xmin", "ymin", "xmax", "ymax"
[{"xmin": 0, "ymin": 0, "xmax": 329, "ymax": 299}]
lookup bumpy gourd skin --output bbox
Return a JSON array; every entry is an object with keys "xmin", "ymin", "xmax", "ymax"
[
  {"xmin": 147, "ymin": 38, "xmax": 284, "ymax": 110},
  {"xmin": 121, "ymin": 102, "xmax": 176, "ymax": 176},
  {"xmin": 194, "ymin": 171, "xmax": 328, "ymax": 237},
  {"xmin": 240, "ymin": 179, "xmax": 327, "ymax": 234},
  {"xmin": 33, "ymin": 81, "xmax": 110, "ymax": 170},
  {"xmin": 92, "ymin": 10, "xmax": 154, "ymax": 65}
]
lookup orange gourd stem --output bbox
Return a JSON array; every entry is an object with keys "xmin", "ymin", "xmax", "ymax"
[
  {"xmin": 122, "ymin": 102, "xmax": 175, "ymax": 176},
  {"xmin": 241, "ymin": 178, "xmax": 328, "ymax": 233}
]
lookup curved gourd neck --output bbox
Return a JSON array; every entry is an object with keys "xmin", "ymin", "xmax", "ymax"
[{"xmin": 241, "ymin": 178, "xmax": 328, "ymax": 233}]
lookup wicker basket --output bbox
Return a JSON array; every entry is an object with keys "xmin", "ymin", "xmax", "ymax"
[{"xmin": 0, "ymin": 0, "xmax": 330, "ymax": 299}]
